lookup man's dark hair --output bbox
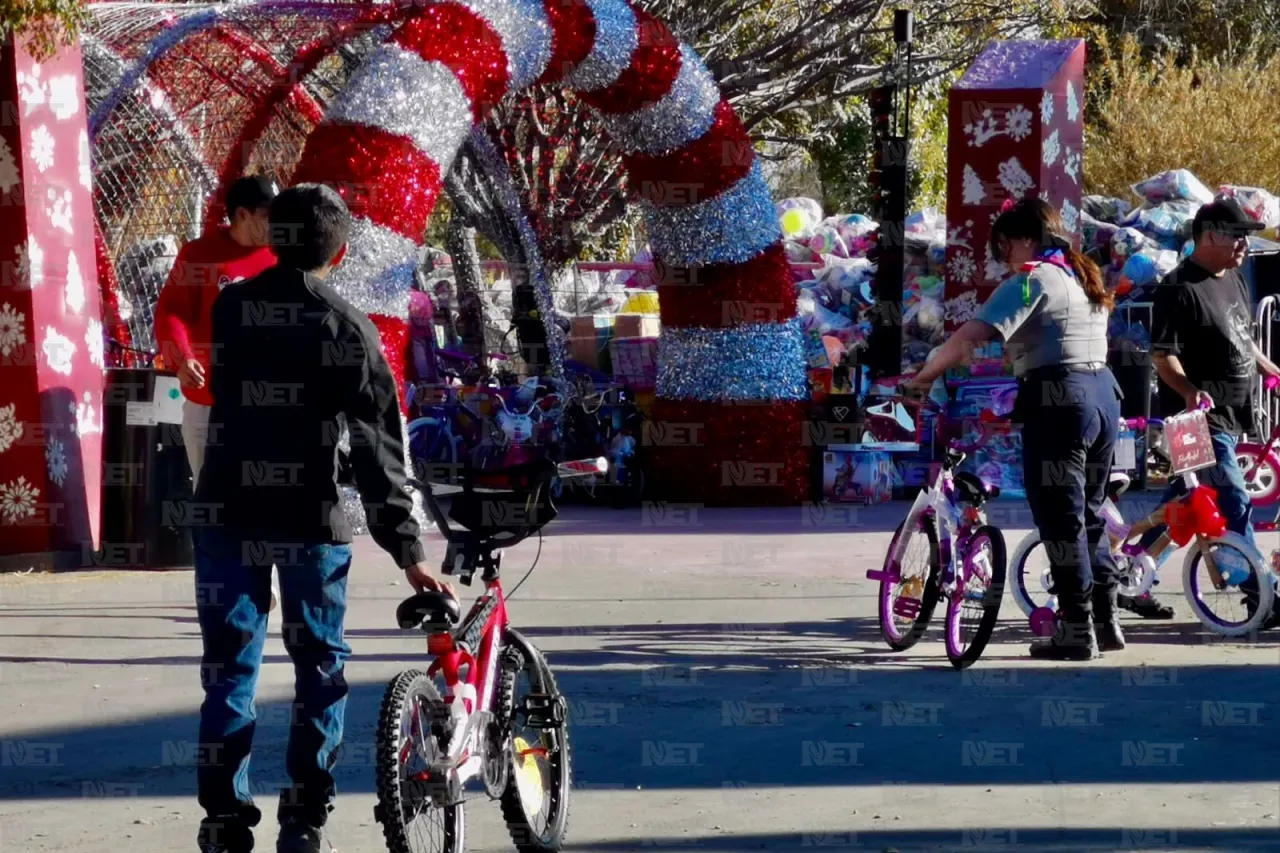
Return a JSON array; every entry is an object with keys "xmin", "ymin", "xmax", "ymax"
[
  {"xmin": 269, "ymin": 183, "xmax": 351, "ymax": 271},
  {"xmin": 225, "ymin": 175, "xmax": 277, "ymax": 218}
]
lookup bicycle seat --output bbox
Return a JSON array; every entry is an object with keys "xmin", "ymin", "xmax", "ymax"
[
  {"xmin": 396, "ymin": 591, "xmax": 462, "ymax": 630},
  {"xmin": 954, "ymin": 471, "xmax": 1000, "ymax": 504},
  {"xmin": 1106, "ymin": 472, "xmax": 1131, "ymax": 501}
]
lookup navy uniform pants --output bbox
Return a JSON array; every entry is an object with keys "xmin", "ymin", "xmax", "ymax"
[{"xmin": 1017, "ymin": 366, "xmax": 1123, "ymax": 613}]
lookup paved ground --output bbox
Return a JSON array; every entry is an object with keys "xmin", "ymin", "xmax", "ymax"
[{"xmin": 1, "ymin": 498, "xmax": 1278, "ymax": 853}]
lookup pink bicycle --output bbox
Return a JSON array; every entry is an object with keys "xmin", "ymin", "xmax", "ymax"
[
  {"xmin": 1237, "ymin": 375, "xmax": 1280, "ymax": 506},
  {"xmin": 867, "ymin": 384, "xmax": 1011, "ymax": 669}
]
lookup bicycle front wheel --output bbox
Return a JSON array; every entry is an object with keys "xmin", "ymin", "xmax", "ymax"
[
  {"xmin": 1183, "ymin": 533, "xmax": 1274, "ymax": 637},
  {"xmin": 877, "ymin": 517, "xmax": 942, "ymax": 651},
  {"xmin": 945, "ymin": 525, "xmax": 1007, "ymax": 669}
]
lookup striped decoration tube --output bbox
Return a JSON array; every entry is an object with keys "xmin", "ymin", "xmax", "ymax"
[{"xmin": 293, "ymin": 0, "xmax": 809, "ymax": 507}]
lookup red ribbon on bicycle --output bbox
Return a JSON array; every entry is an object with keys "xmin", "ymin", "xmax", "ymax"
[{"xmin": 1166, "ymin": 485, "xmax": 1227, "ymax": 546}]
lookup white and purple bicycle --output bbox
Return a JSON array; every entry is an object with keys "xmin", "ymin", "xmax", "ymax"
[{"xmin": 867, "ymin": 386, "xmax": 1011, "ymax": 669}]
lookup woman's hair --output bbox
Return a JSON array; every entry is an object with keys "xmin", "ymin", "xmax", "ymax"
[{"xmin": 989, "ymin": 197, "xmax": 1114, "ymax": 310}]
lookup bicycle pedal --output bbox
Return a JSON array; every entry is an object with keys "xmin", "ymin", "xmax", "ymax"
[{"xmin": 518, "ymin": 693, "xmax": 566, "ymax": 728}]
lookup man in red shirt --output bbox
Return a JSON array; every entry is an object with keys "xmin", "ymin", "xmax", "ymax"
[{"xmin": 155, "ymin": 175, "xmax": 279, "ymax": 604}]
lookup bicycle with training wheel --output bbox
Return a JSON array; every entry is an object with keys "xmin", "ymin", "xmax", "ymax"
[
  {"xmin": 374, "ymin": 455, "xmax": 606, "ymax": 853},
  {"xmin": 1236, "ymin": 375, "xmax": 1280, "ymax": 506},
  {"xmin": 866, "ymin": 385, "xmax": 1010, "ymax": 669},
  {"xmin": 1009, "ymin": 406, "xmax": 1277, "ymax": 638}
]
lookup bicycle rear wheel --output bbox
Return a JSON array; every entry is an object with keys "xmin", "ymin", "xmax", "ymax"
[
  {"xmin": 945, "ymin": 525, "xmax": 1007, "ymax": 669},
  {"xmin": 1009, "ymin": 532, "xmax": 1052, "ymax": 618},
  {"xmin": 876, "ymin": 517, "xmax": 942, "ymax": 651}
]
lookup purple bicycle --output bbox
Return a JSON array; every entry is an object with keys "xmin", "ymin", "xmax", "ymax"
[{"xmin": 867, "ymin": 389, "xmax": 1010, "ymax": 669}]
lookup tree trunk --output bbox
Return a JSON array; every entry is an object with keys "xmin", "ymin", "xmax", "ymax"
[{"xmin": 445, "ymin": 215, "xmax": 490, "ymax": 356}]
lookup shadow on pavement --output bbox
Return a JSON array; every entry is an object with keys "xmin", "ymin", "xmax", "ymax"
[{"xmin": 567, "ymin": 827, "xmax": 1280, "ymax": 852}]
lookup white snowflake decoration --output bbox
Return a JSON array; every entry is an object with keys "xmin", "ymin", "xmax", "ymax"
[
  {"xmin": 0, "ymin": 136, "xmax": 19, "ymax": 194},
  {"xmin": 1006, "ymin": 105, "xmax": 1033, "ymax": 142},
  {"xmin": 986, "ymin": 256, "xmax": 1011, "ymax": 281},
  {"xmin": 46, "ymin": 188, "xmax": 73, "ymax": 234},
  {"xmin": 30, "ymin": 125, "xmax": 55, "ymax": 173},
  {"xmin": 947, "ymin": 252, "xmax": 977, "ymax": 283},
  {"xmin": 1060, "ymin": 198, "xmax": 1080, "ymax": 235},
  {"xmin": 944, "ymin": 291, "xmax": 980, "ymax": 324},
  {"xmin": 42, "ymin": 327, "xmax": 76, "ymax": 375},
  {"xmin": 0, "ymin": 403, "xmax": 22, "ymax": 454},
  {"xmin": 148, "ymin": 87, "xmax": 168, "ymax": 111},
  {"xmin": 47, "ymin": 75, "xmax": 80, "ymax": 121},
  {"xmin": 86, "ymin": 318, "xmax": 104, "ymax": 369},
  {"xmin": 78, "ymin": 130, "xmax": 91, "ymax": 191},
  {"xmin": 962, "ymin": 164, "xmax": 986, "ymax": 205},
  {"xmin": 0, "ymin": 476, "xmax": 39, "ymax": 524},
  {"xmin": 0, "ymin": 303, "xmax": 26, "ymax": 357},
  {"xmin": 17, "ymin": 65, "xmax": 46, "ymax": 116},
  {"xmin": 45, "ymin": 438, "xmax": 68, "ymax": 487},
  {"xmin": 1064, "ymin": 148, "xmax": 1081, "ymax": 185},
  {"xmin": 65, "ymin": 251, "xmax": 85, "ymax": 314},
  {"xmin": 964, "ymin": 109, "xmax": 1001, "ymax": 147},
  {"xmin": 72, "ymin": 391, "xmax": 101, "ymax": 436},
  {"xmin": 16, "ymin": 235, "xmax": 43, "ymax": 289},
  {"xmin": 1040, "ymin": 91, "xmax": 1054, "ymax": 125},
  {"xmin": 997, "ymin": 157, "xmax": 1035, "ymax": 199},
  {"xmin": 1066, "ymin": 82, "xmax": 1080, "ymax": 122},
  {"xmin": 1042, "ymin": 129, "xmax": 1061, "ymax": 167},
  {"xmin": 947, "ymin": 221, "xmax": 974, "ymax": 249}
]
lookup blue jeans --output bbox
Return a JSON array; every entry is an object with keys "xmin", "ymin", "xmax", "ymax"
[
  {"xmin": 194, "ymin": 527, "xmax": 352, "ymax": 828},
  {"xmin": 1144, "ymin": 431, "xmax": 1257, "ymax": 557}
]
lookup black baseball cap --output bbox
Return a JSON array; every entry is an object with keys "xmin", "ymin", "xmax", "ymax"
[
  {"xmin": 1192, "ymin": 196, "xmax": 1265, "ymax": 240},
  {"xmin": 225, "ymin": 175, "xmax": 279, "ymax": 216}
]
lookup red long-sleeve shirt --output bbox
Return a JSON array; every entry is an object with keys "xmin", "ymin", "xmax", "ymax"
[{"xmin": 153, "ymin": 228, "xmax": 277, "ymax": 406}]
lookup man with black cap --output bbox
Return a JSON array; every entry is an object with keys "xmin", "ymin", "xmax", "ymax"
[
  {"xmin": 1148, "ymin": 195, "xmax": 1279, "ymax": 622},
  {"xmin": 156, "ymin": 175, "xmax": 281, "ymax": 609}
]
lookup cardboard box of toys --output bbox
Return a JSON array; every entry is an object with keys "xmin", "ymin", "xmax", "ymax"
[
  {"xmin": 611, "ymin": 336, "xmax": 658, "ymax": 391},
  {"xmin": 944, "ymin": 377, "xmax": 1024, "ymax": 498},
  {"xmin": 569, "ymin": 315, "xmax": 616, "ymax": 372},
  {"xmin": 822, "ymin": 446, "xmax": 895, "ymax": 504}
]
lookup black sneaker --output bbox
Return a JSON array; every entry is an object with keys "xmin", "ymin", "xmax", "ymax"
[
  {"xmin": 1118, "ymin": 592, "xmax": 1175, "ymax": 620},
  {"xmin": 198, "ymin": 816, "xmax": 254, "ymax": 853},
  {"xmin": 277, "ymin": 817, "xmax": 335, "ymax": 853}
]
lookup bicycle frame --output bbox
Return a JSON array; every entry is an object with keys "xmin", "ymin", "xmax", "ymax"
[{"xmin": 902, "ymin": 456, "xmax": 988, "ymax": 597}]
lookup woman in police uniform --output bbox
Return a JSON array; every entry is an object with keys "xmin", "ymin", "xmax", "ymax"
[{"xmin": 907, "ymin": 198, "xmax": 1122, "ymax": 660}]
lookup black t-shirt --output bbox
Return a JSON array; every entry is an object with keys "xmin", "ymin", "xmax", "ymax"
[{"xmin": 1151, "ymin": 260, "xmax": 1256, "ymax": 436}]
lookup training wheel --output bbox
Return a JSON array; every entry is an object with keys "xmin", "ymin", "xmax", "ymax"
[{"xmin": 1029, "ymin": 607, "xmax": 1059, "ymax": 637}]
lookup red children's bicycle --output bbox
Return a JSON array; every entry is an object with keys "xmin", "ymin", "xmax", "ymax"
[{"xmin": 374, "ymin": 456, "xmax": 606, "ymax": 853}]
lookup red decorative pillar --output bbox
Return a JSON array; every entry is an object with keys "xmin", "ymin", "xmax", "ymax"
[
  {"xmin": 944, "ymin": 40, "xmax": 1086, "ymax": 331},
  {"xmin": 0, "ymin": 35, "xmax": 104, "ymax": 566}
]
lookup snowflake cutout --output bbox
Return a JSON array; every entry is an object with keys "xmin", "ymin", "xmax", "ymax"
[
  {"xmin": 0, "ymin": 476, "xmax": 39, "ymax": 524},
  {"xmin": 1064, "ymin": 148, "xmax": 1081, "ymax": 185},
  {"xmin": 997, "ymin": 157, "xmax": 1035, "ymax": 199},
  {"xmin": 1040, "ymin": 91, "xmax": 1054, "ymax": 125},
  {"xmin": 17, "ymin": 65, "xmax": 45, "ymax": 116},
  {"xmin": 78, "ymin": 130, "xmax": 91, "ymax": 191},
  {"xmin": 1042, "ymin": 129, "xmax": 1061, "ymax": 167},
  {"xmin": 947, "ymin": 220, "xmax": 974, "ymax": 249},
  {"xmin": 47, "ymin": 75, "xmax": 80, "ymax": 121},
  {"xmin": 86, "ymin": 318, "xmax": 104, "ymax": 369},
  {"xmin": 962, "ymin": 164, "xmax": 986, "ymax": 206},
  {"xmin": 45, "ymin": 437, "xmax": 68, "ymax": 487},
  {"xmin": 985, "ymin": 256, "xmax": 1010, "ymax": 281},
  {"xmin": 1060, "ymin": 198, "xmax": 1080, "ymax": 234},
  {"xmin": 0, "ymin": 136, "xmax": 19, "ymax": 194},
  {"xmin": 29, "ymin": 125, "xmax": 54, "ymax": 173},
  {"xmin": 16, "ymin": 236, "xmax": 43, "ymax": 290},
  {"xmin": 65, "ymin": 251, "xmax": 85, "ymax": 314},
  {"xmin": 0, "ymin": 303, "xmax": 26, "ymax": 357},
  {"xmin": 0, "ymin": 403, "xmax": 22, "ymax": 454},
  {"xmin": 1066, "ymin": 82, "xmax": 1080, "ymax": 122},
  {"xmin": 46, "ymin": 188, "xmax": 73, "ymax": 234},
  {"xmin": 948, "ymin": 251, "xmax": 977, "ymax": 283},
  {"xmin": 72, "ymin": 390, "xmax": 101, "ymax": 436},
  {"xmin": 42, "ymin": 327, "xmax": 76, "ymax": 375},
  {"xmin": 964, "ymin": 109, "xmax": 1001, "ymax": 147},
  {"xmin": 944, "ymin": 291, "xmax": 980, "ymax": 324},
  {"xmin": 1006, "ymin": 105, "xmax": 1033, "ymax": 142}
]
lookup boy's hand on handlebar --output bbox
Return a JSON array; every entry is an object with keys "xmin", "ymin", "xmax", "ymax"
[{"xmin": 405, "ymin": 562, "xmax": 457, "ymax": 601}]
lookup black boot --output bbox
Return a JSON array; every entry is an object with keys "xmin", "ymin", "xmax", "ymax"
[
  {"xmin": 198, "ymin": 816, "xmax": 254, "ymax": 853},
  {"xmin": 1030, "ymin": 600, "xmax": 1100, "ymax": 661},
  {"xmin": 1093, "ymin": 586, "xmax": 1126, "ymax": 651},
  {"xmin": 1118, "ymin": 592, "xmax": 1175, "ymax": 619},
  {"xmin": 277, "ymin": 817, "xmax": 334, "ymax": 853}
]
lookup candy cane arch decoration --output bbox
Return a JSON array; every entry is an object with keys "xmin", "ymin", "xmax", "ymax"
[{"xmin": 292, "ymin": 0, "xmax": 809, "ymax": 505}]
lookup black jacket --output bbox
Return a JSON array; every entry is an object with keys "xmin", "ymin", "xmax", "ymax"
[{"xmin": 194, "ymin": 265, "xmax": 426, "ymax": 568}]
